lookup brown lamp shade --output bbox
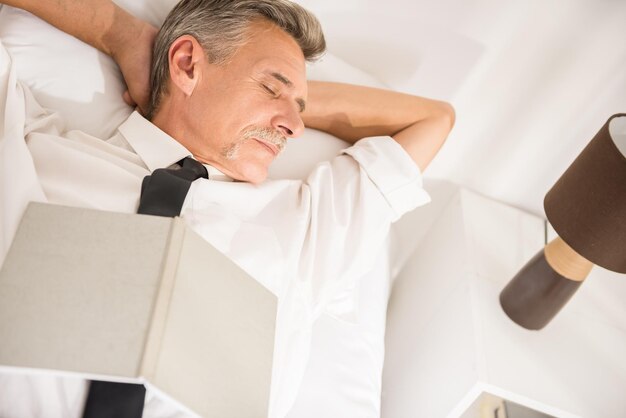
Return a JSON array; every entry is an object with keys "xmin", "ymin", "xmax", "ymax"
[{"xmin": 544, "ymin": 113, "xmax": 626, "ymax": 273}]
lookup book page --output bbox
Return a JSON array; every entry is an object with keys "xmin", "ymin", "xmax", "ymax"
[
  {"xmin": 151, "ymin": 226, "xmax": 277, "ymax": 417},
  {"xmin": 0, "ymin": 203, "xmax": 172, "ymax": 379}
]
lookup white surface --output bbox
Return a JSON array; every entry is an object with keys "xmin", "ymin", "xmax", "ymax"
[
  {"xmin": 382, "ymin": 184, "xmax": 626, "ymax": 418},
  {"xmin": 297, "ymin": 0, "xmax": 626, "ymax": 218}
]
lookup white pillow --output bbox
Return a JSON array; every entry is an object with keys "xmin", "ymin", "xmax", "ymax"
[
  {"xmin": 0, "ymin": 6, "xmax": 131, "ymax": 139},
  {"xmin": 0, "ymin": 2, "xmax": 385, "ymax": 180}
]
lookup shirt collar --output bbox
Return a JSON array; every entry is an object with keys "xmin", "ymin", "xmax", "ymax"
[
  {"xmin": 118, "ymin": 111, "xmax": 234, "ymax": 182},
  {"xmin": 118, "ymin": 111, "xmax": 190, "ymax": 172},
  {"xmin": 206, "ymin": 165, "xmax": 235, "ymax": 182}
]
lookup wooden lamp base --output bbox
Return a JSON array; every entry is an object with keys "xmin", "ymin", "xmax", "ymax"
[{"xmin": 499, "ymin": 237, "xmax": 593, "ymax": 330}]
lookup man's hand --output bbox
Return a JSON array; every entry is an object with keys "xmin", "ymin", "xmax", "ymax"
[
  {"xmin": 1, "ymin": 0, "xmax": 156, "ymax": 114},
  {"xmin": 108, "ymin": 19, "xmax": 157, "ymax": 114},
  {"xmin": 302, "ymin": 81, "xmax": 455, "ymax": 172}
]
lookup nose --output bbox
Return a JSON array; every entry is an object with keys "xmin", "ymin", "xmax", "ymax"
[{"xmin": 272, "ymin": 104, "xmax": 305, "ymax": 139}]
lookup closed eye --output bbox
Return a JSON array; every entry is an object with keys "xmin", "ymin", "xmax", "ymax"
[{"xmin": 262, "ymin": 84, "xmax": 277, "ymax": 96}]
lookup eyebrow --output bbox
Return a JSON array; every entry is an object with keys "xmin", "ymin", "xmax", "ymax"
[{"xmin": 270, "ymin": 72, "xmax": 306, "ymax": 113}]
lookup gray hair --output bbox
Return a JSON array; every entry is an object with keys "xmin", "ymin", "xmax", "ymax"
[{"xmin": 147, "ymin": 0, "xmax": 326, "ymax": 119}]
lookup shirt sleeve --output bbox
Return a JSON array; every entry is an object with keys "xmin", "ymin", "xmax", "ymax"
[
  {"xmin": 298, "ymin": 136, "xmax": 430, "ymax": 316},
  {"xmin": 0, "ymin": 40, "xmax": 46, "ymax": 264},
  {"xmin": 342, "ymin": 136, "xmax": 431, "ymax": 220}
]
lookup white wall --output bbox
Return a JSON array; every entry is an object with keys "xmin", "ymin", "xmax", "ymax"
[{"xmin": 298, "ymin": 0, "xmax": 626, "ymax": 217}]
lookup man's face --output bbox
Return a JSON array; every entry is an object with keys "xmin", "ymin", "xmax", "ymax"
[{"xmin": 183, "ymin": 20, "xmax": 307, "ymax": 184}]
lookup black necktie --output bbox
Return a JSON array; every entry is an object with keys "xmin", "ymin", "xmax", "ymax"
[
  {"xmin": 138, "ymin": 156, "xmax": 209, "ymax": 217},
  {"xmin": 82, "ymin": 157, "xmax": 208, "ymax": 418}
]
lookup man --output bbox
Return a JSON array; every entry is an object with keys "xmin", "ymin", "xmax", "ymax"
[{"xmin": 0, "ymin": 0, "xmax": 455, "ymax": 417}]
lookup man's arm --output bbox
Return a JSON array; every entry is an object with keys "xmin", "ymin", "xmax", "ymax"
[
  {"xmin": 302, "ymin": 80, "xmax": 455, "ymax": 172},
  {"xmin": 1, "ymin": 0, "xmax": 157, "ymax": 113}
]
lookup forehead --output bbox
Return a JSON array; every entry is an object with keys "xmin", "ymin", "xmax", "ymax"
[{"xmin": 235, "ymin": 21, "xmax": 307, "ymax": 88}]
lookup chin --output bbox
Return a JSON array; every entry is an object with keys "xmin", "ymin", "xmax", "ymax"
[{"xmin": 236, "ymin": 163, "xmax": 269, "ymax": 185}]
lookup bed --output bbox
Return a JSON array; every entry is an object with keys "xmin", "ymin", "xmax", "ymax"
[{"xmin": 0, "ymin": 2, "xmax": 413, "ymax": 416}]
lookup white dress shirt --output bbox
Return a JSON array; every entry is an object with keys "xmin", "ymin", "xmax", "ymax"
[{"xmin": 0, "ymin": 42, "xmax": 430, "ymax": 417}]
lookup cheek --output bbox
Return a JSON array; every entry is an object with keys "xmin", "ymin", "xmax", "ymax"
[{"xmin": 194, "ymin": 90, "xmax": 245, "ymax": 142}]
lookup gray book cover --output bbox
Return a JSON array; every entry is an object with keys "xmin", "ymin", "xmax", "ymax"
[{"xmin": 0, "ymin": 202, "xmax": 277, "ymax": 417}]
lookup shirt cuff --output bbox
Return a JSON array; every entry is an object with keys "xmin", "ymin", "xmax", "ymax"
[{"xmin": 342, "ymin": 136, "xmax": 431, "ymax": 220}]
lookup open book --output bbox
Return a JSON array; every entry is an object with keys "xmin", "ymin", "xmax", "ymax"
[{"xmin": 0, "ymin": 202, "xmax": 277, "ymax": 417}]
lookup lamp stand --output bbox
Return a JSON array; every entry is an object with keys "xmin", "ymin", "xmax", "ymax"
[{"xmin": 499, "ymin": 237, "xmax": 593, "ymax": 330}]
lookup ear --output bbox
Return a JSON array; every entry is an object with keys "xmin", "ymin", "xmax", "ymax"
[{"xmin": 167, "ymin": 35, "xmax": 206, "ymax": 96}]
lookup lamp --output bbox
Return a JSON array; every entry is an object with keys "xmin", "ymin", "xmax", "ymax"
[{"xmin": 500, "ymin": 113, "xmax": 626, "ymax": 330}]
